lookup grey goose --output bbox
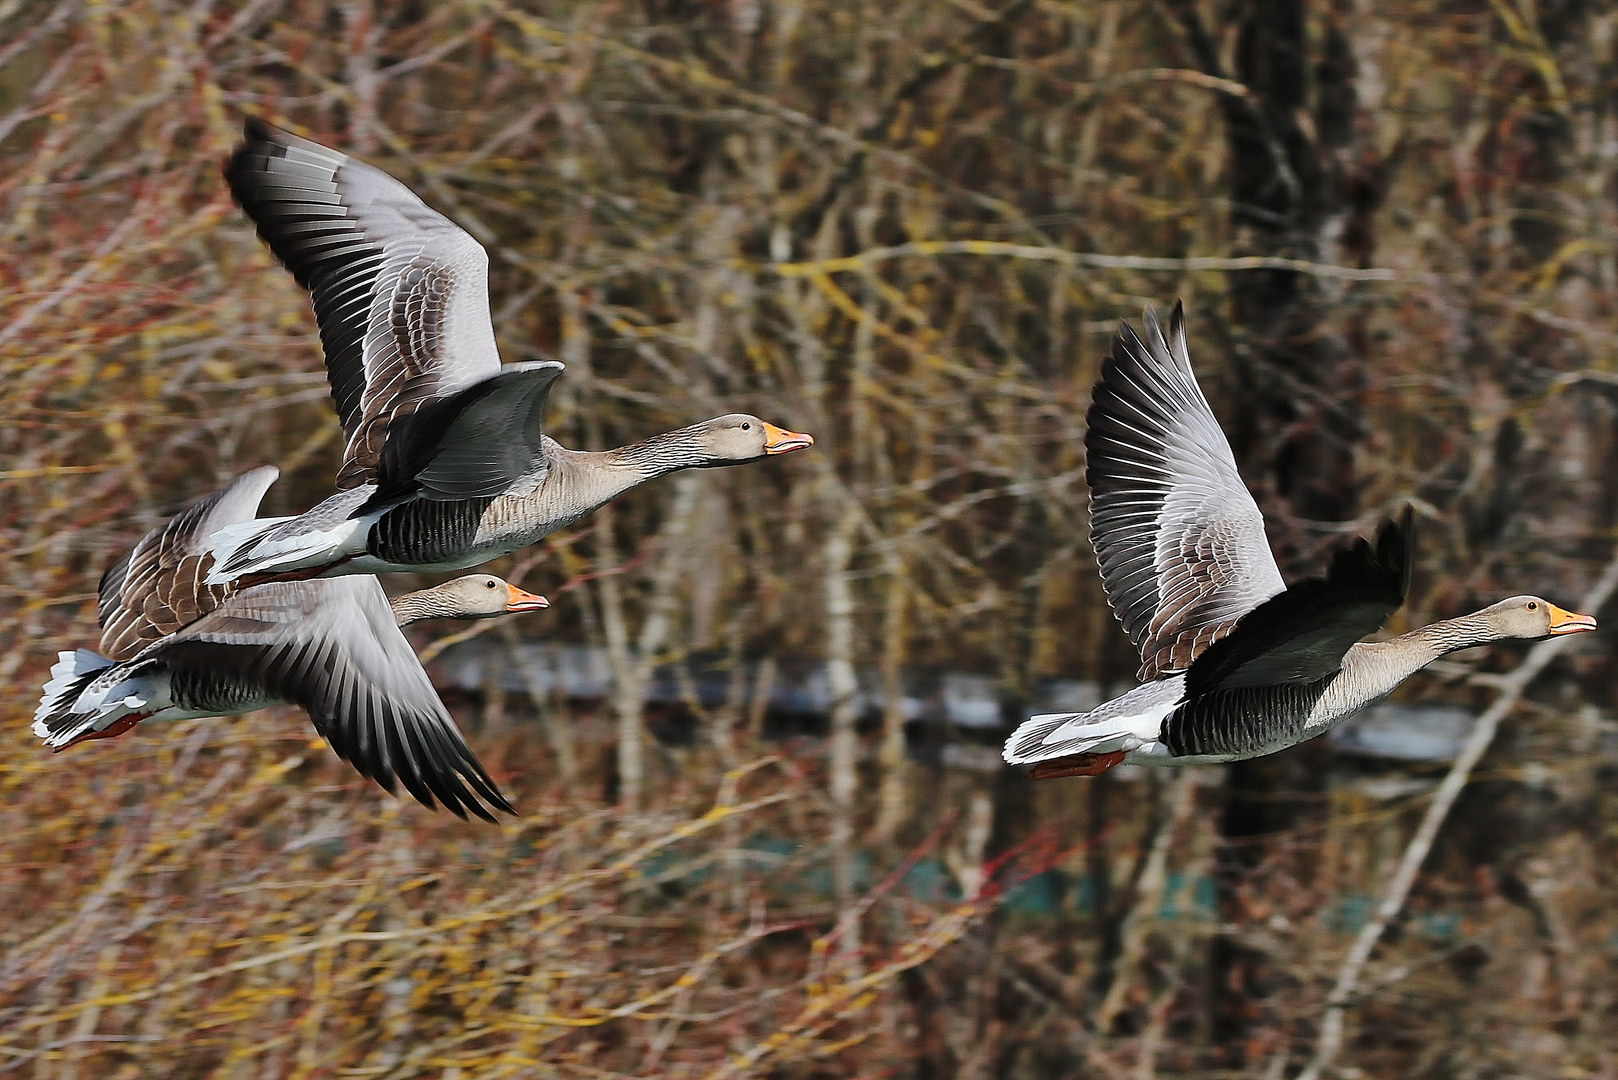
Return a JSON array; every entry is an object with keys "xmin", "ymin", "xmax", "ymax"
[
  {"xmin": 1003, "ymin": 304, "xmax": 1597, "ymax": 778},
  {"xmin": 205, "ymin": 119, "xmax": 812, "ymax": 586},
  {"xmin": 35, "ymin": 467, "xmax": 548, "ymax": 820}
]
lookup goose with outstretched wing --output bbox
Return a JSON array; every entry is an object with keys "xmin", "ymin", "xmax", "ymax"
[
  {"xmin": 1004, "ymin": 304, "xmax": 1597, "ymax": 778},
  {"xmin": 205, "ymin": 119, "xmax": 812, "ymax": 587},
  {"xmin": 37, "ymin": 467, "xmax": 549, "ymax": 820}
]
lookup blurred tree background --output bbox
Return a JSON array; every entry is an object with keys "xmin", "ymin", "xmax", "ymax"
[{"xmin": 3, "ymin": 0, "xmax": 1618, "ymax": 1076}]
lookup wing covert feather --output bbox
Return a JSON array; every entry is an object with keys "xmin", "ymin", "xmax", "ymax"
[
  {"xmin": 226, "ymin": 118, "xmax": 502, "ymax": 488},
  {"xmin": 367, "ymin": 360, "xmax": 564, "ymax": 506},
  {"xmin": 1185, "ymin": 509, "xmax": 1414, "ymax": 696},
  {"xmin": 98, "ymin": 467, "xmax": 279, "ymax": 661},
  {"xmin": 1086, "ymin": 303, "xmax": 1286, "ymax": 679}
]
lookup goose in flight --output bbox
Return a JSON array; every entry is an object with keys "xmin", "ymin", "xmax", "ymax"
[
  {"xmin": 35, "ymin": 467, "xmax": 548, "ymax": 820},
  {"xmin": 1003, "ymin": 304, "xmax": 1597, "ymax": 778},
  {"xmin": 205, "ymin": 119, "xmax": 812, "ymax": 586}
]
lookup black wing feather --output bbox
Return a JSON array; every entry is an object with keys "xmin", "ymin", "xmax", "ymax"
[
  {"xmin": 226, "ymin": 117, "xmax": 503, "ymax": 489},
  {"xmin": 159, "ymin": 580, "xmax": 513, "ymax": 821},
  {"xmin": 1185, "ymin": 508, "xmax": 1415, "ymax": 697},
  {"xmin": 365, "ymin": 360, "xmax": 564, "ymax": 508}
]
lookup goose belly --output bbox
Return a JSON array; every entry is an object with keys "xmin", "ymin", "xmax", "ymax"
[
  {"xmin": 363, "ymin": 498, "xmax": 493, "ymax": 569},
  {"xmin": 360, "ymin": 492, "xmax": 576, "ymax": 572},
  {"xmin": 168, "ymin": 666, "xmax": 284, "ymax": 718},
  {"xmin": 471, "ymin": 492, "xmax": 591, "ymax": 551},
  {"xmin": 1157, "ymin": 674, "xmax": 1354, "ymax": 762}
]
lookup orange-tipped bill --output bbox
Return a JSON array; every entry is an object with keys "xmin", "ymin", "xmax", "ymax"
[
  {"xmin": 762, "ymin": 422, "xmax": 815, "ymax": 455},
  {"xmin": 1548, "ymin": 604, "xmax": 1597, "ymax": 635},
  {"xmin": 504, "ymin": 584, "xmax": 550, "ymax": 612},
  {"xmin": 55, "ymin": 713, "xmax": 144, "ymax": 753}
]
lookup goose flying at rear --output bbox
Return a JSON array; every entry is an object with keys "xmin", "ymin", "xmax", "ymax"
[
  {"xmin": 205, "ymin": 119, "xmax": 812, "ymax": 586},
  {"xmin": 1003, "ymin": 304, "xmax": 1597, "ymax": 778},
  {"xmin": 36, "ymin": 468, "xmax": 548, "ymax": 820}
]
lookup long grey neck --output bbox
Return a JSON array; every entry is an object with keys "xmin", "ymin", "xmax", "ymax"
[
  {"xmin": 605, "ymin": 424, "xmax": 712, "ymax": 477},
  {"xmin": 389, "ymin": 588, "xmax": 459, "ymax": 627},
  {"xmin": 556, "ymin": 425, "xmax": 713, "ymax": 513},
  {"xmin": 1340, "ymin": 611, "xmax": 1502, "ymax": 705}
]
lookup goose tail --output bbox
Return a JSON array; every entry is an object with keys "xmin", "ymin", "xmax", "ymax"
[
  {"xmin": 1002, "ymin": 682, "xmax": 1183, "ymax": 766},
  {"xmin": 1002, "ymin": 711, "xmax": 1144, "ymax": 765},
  {"xmin": 33, "ymin": 650, "xmax": 119, "ymax": 746},
  {"xmin": 203, "ymin": 516, "xmax": 332, "ymax": 585}
]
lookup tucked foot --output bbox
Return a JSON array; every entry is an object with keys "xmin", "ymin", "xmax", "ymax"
[
  {"xmin": 54, "ymin": 712, "xmax": 146, "ymax": 752},
  {"xmin": 1027, "ymin": 750, "xmax": 1127, "ymax": 779},
  {"xmin": 234, "ymin": 554, "xmax": 357, "ymax": 589}
]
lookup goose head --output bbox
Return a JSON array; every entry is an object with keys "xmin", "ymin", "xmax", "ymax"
[
  {"xmin": 435, "ymin": 574, "xmax": 551, "ymax": 617},
  {"xmin": 690, "ymin": 414, "xmax": 814, "ymax": 465},
  {"xmin": 1478, "ymin": 595, "xmax": 1596, "ymax": 639},
  {"xmin": 392, "ymin": 575, "xmax": 549, "ymax": 625}
]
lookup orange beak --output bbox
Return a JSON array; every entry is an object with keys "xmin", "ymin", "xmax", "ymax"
[
  {"xmin": 504, "ymin": 583, "xmax": 550, "ymax": 613},
  {"xmin": 54, "ymin": 713, "xmax": 143, "ymax": 752},
  {"xmin": 1547, "ymin": 604, "xmax": 1597, "ymax": 635},
  {"xmin": 761, "ymin": 422, "xmax": 815, "ymax": 455}
]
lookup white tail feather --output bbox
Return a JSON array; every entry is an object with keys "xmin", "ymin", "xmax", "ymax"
[
  {"xmin": 33, "ymin": 650, "xmax": 114, "ymax": 741},
  {"xmin": 203, "ymin": 516, "xmax": 320, "ymax": 585},
  {"xmin": 1001, "ymin": 695, "xmax": 1178, "ymax": 765}
]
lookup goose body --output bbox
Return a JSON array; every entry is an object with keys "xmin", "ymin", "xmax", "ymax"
[
  {"xmin": 35, "ymin": 468, "xmax": 548, "ymax": 820},
  {"xmin": 206, "ymin": 119, "xmax": 811, "ymax": 586},
  {"xmin": 1003, "ymin": 305, "xmax": 1597, "ymax": 778}
]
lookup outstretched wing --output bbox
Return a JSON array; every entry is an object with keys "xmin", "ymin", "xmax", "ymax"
[
  {"xmin": 1086, "ymin": 302, "xmax": 1287, "ymax": 680},
  {"xmin": 225, "ymin": 118, "xmax": 503, "ymax": 489},
  {"xmin": 98, "ymin": 467, "xmax": 280, "ymax": 661},
  {"xmin": 1185, "ymin": 509, "xmax": 1414, "ymax": 696},
  {"xmin": 366, "ymin": 360, "xmax": 565, "ymax": 506},
  {"xmin": 162, "ymin": 577, "xmax": 512, "ymax": 821}
]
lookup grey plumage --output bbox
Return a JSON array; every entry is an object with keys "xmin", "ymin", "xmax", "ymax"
[
  {"xmin": 225, "ymin": 117, "xmax": 503, "ymax": 490},
  {"xmin": 208, "ymin": 120, "xmax": 812, "ymax": 586},
  {"xmin": 1184, "ymin": 514, "xmax": 1412, "ymax": 697},
  {"xmin": 367, "ymin": 496, "xmax": 495, "ymax": 566},
  {"xmin": 1004, "ymin": 678, "xmax": 1185, "ymax": 761},
  {"xmin": 98, "ymin": 467, "xmax": 279, "ymax": 660},
  {"xmin": 152, "ymin": 577, "xmax": 510, "ymax": 819},
  {"xmin": 1004, "ymin": 303, "xmax": 1595, "ymax": 776},
  {"xmin": 1086, "ymin": 305, "xmax": 1286, "ymax": 681},
  {"xmin": 37, "ymin": 470, "xmax": 519, "ymax": 821},
  {"xmin": 367, "ymin": 361, "xmax": 564, "ymax": 505}
]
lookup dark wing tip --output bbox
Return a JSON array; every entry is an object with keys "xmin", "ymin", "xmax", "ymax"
[
  {"xmin": 1166, "ymin": 298, "xmax": 1187, "ymax": 351},
  {"xmin": 1321, "ymin": 508, "xmax": 1416, "ymax": 608},
  {"xmin": 225, "ymin": 116, "xmax": 282, "ymax": 184},
  {"xmin": 1141, "ymin": 304, "xmax": 1165, "ymax": 347},
  {"xmin": 1113, "ymin": 317, "xmax": 1150, "ymax": 365},
  {"xmin": 241, "ymin": 114, "xmax": 275, "ymax": 142},
  {"xmin": 319, "ymin": 709, "xmax": 513, "ymax": 822},
  {"xmin": 1379, "ymin": 504, "xmax": 1416, "ymax": 602}
]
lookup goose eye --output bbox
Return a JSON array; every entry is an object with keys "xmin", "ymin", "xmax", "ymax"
[
  {"xmin": 1528, "ymin": 601, "xmax": 1537, "ymax": 610},
  {"xmin": 741, "ymin": 422, "xmax": 751, "ymax": 431},
  {"xmin": 487, "ymin": 580, "xmax": 497, "ymax": 589}
]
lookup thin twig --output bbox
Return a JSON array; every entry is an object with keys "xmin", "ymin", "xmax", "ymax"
[
  {"xmin": 769, "ymin": 240, "xmax": 1435, "ymax": 285},
  {"xmin": 1297, "ymin": 548, "xmax": 1618, "ymax": 1080}
]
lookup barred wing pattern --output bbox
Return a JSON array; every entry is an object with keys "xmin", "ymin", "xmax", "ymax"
[
  {"xmin": 1185, "ymin": 510, "xmax": 1414, "ymax": 696},
  {"xmin": 160, "ymin": 577, "xmax": 511, "ymax": 821},
  {"xmin": 225, "ymin": 118, "xmax": 502, "ymax": 489},
  {"xmin": 1086, "ymin": 304, "xmax": 1286, "ymax": 680},
  {"xmin": 98, "ymin": 467, "xmax": 279, "ymax": 661}
]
